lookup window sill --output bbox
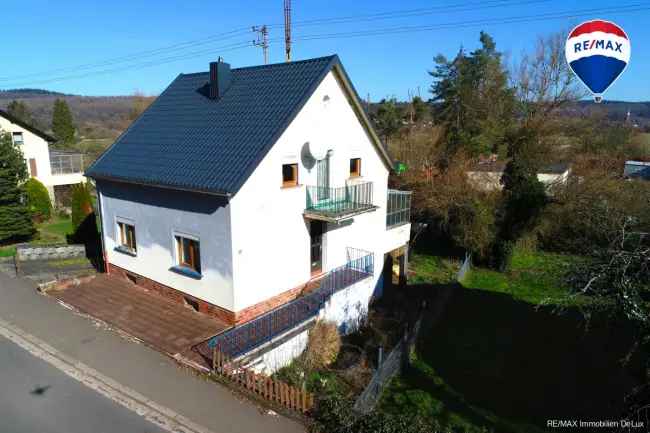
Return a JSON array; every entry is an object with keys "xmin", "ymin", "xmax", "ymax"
[
  {"xmin": 281, "ymin": 183, "xmax": 302, "ymax": 189},
  {"xmin": 170, "ymin": 265, "xmax": 202, "ymax": 280},
  {"xmin": 114, "ymin": 246, "xmax": 137, "ymax": 257}
]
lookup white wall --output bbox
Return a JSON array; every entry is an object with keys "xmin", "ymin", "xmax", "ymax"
[
  {"xmin": 0, "ymin": 115, "xmax": 53, "ymax": 184},
  {"xmin": 230, "ymin": 69, "xmax": 408, "ymax": 313},
  {"xmin": 467, "ymin": 169, "xmax": 570, "ymax": 191},
  {"xmin": 98, "ymin": 180, "xmax": 236, "ymax": 310},
  {"xmin": 0, "ymin": 114, "xmax": 85, "ymax": 199}
]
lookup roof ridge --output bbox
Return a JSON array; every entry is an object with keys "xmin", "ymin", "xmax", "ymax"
[{"xmin": 179, "ymin": 55, "xmax": 338, "ymax": 77}]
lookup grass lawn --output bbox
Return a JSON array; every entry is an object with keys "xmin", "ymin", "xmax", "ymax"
[
  {"xmin": 38, "ymin": 216, "xmax": 74, "ymax": 241},
  {"xmin": 409, "ymin": 252, "xmax": 461, "ymax": 285},
  {"xmin": 377, "ymin": 247, "xmax": 638, "ymax": 432},
  {"xmin": 0, "ymin": 245, "xmax": 17, "ymax": 257},
  {"xmin": 461, "ymin": 249, "xmax": 586, "ymax": 306},
  {"xmin": 0, "ymin": 216, "xmax": 74, "ymax": 256},
  {"xmin": 380, "ymin": 285, "xmax": 643, "ymax": 433}
]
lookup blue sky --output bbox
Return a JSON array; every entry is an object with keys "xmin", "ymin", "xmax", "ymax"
[{"xmin": 1, "ymin": 0, "xmax": 648, "ymax": 101}]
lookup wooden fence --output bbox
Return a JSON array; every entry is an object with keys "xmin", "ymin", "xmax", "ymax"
[{"xmin": 212, "ymin": 348, "xmax": 314, "ymax": 414}]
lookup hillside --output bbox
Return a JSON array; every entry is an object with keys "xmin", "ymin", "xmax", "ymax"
[{"xmin": 0, "ymin": 89, "xmax": 155, "ymax": 140}]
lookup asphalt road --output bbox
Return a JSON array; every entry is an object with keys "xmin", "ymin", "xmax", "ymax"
[{"xmin": 0, "ymin": 335, "xmax": 167, "ymax": 433}]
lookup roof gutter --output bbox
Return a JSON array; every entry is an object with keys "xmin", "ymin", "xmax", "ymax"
[{"xmin": 88, "ymin": 173, "xmax": 232, "ymax": 198}]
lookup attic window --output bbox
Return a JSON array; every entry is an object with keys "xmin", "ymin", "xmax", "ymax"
[
  {"xmin": 282, "ymin": 163, "xmax": 298, "ymax": 187},
  {"xmin": 350, "ymin": 158, "xmax": 361, "ymax": 178},
  {"xmin": 12, "ymin": 132, "xmax": 24, "ymax": 145}
]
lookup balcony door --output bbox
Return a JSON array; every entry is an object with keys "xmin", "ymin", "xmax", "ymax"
[
  {"xmin": 316, "ymin": 156, "xmax": 330, "ymax": 201},
  {"xmin": 310, "ymin": 221, "xmax": 324, "ymax": 276}
]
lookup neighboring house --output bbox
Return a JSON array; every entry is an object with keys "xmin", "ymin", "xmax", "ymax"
[
  {"xmin": 624, "ymin": 160, "xmax": 650, "ymax": 181},
  {"xmin": 467, "ymin": 160, "xmax": 571, "ymax": 191},
  {"xmin": 0, "ymin": 109, "xmax": 85, "ymax": 205},
  {"xmin": 86, "ymin": 55, "xmax": 411, "ymax": 371}
]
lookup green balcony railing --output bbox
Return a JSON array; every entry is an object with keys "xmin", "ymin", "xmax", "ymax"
[{"xmin": 305, "ymin": 182, "xmax": 375, "ymax": 221}]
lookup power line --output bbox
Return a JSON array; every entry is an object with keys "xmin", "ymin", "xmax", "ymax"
[
  {"xmin": 268, "ymin": 0, "xmax": 552, "ymax": 29},
  {"xmin": 0, "ymin": 0, "xmax": 549, "ymax": 83},
  {"xmin": 1, "ymin": 3, "xmax": 647, "ymax": 88},
  {"xmin": 290, "ymin": 3, "xmax": 650, "ymax": 42},
  {"xmin": 0, "ymin": 27, "xmax": 252, "ymax": 82}
]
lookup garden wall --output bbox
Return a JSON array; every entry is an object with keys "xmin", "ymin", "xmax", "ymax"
[{"xmin": 16, "ymin": 244, "xmax": 85, "ymax": 261}]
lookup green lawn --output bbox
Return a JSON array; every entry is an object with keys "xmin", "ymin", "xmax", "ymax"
[
  {"xmin": 409, "ymin": 252, "xmax": 461, "ymax": 285},
  {"xmin": 0, "ymin": 216, "xmax": 74, "ymax": 256},
  {"xmin": 461, "ymin": 249, "xmax": 586, "ymax": 306},
  {"xmin": 0, "ymin": 245, "xmax": 17, "ymax": 257},
  {"xmin": 380, "ymin": 284, "xmax": 642, "ymax": 433},
  {"xmin": 377, "ymin": 247, "xmax": 631, "ymax": 432}
]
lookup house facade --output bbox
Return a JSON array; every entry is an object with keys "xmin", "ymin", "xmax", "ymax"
[
  {"xmin": 467, "ymin": 160, "xmax": 571, "ymax": 191},
  {"xmin": 0, "ymin": 109, "xmax": 85, "ymax": 204},
  {"xmin": 87, "ymin": 56, "xmax": 411, "ymax": 368}
]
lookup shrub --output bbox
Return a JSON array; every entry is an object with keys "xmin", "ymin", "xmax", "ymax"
[
  {"xmin": 24, "ymin": 178, "xmax": 52, "ymax": 221},
  {"xmin": 70, "ymin": 182, "xmax": 93, "ymax": 231},
  {"xmin": 310, "ymin": 392, "xmax": 438, "ymax": 433},
  {"xmin": 304, "ymin": 321, "xmax": 341, "ymax": 369}
]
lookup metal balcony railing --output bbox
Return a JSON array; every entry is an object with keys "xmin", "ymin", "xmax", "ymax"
[
  {"xmin": 305, "ymin": 181, "xmax": 376, "ymax": 222},
  {"xmin": 50, "ymin": 151, "xmax": 84, "ymax": 175},
  {"xmin": 207, "ymin": 248, "xmax": 374, "ymax": 358},
  {"xmin": 386, "ymin": 189, "xmax": 412, "ymax": 228}
]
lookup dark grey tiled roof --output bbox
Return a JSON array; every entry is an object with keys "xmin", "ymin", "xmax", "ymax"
[{"xmin": 86, "ymin": 55, "xmax": 351, "ymax": 195}]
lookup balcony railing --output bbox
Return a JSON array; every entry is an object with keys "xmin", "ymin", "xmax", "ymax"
[
  {"xmin": 386, "ymin": 189, "xmax": 412, "ymax": 229},
  {"xmin": 206, "ymin": 248, "xmax": 374, "ymax": 358},
  {"xmin": 50, "ymin": 151, "xmax": 84, "ymax": 175},
  {"xmin": 305, "ymin": 181, "xmax": 376, "ymax": 222}
]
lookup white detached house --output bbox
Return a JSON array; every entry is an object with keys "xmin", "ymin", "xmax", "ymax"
[
  {"xmin": 86, "ymin": 55, "xmax": 411, "ymax": 369},
  {"xmin": 0, "ymin": 109, "xmax": 85, "ymax": 204}
]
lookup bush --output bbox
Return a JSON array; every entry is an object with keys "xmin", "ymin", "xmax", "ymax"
[
  {"xmin": 310, "ymin": 392, "xmax": 439, "ymax": 433},
  {"xmin": 70, "ymin": 182, "xmax": 93, "ymax": 231},
  {"xmin": 24, "ymin": 178, "xmax": 52, "ymax": 221},
  {"xmin": 304, "ymin": 321, "xmax": 341, "ymax": 369}
]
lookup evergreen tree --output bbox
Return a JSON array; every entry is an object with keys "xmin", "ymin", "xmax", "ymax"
[
  {"xmin": 374, "ymin": 98, "xmax": 403, "ymax": 145},
  {"xmin": 430, "ymin": 32, "xmax": 515, "ymax": 156},
  {"xmin": 51, "ymin": 98, "xmax": 75, "ymax": 145},
  {"xmin": 491, "ymin": 127, "xmax": 547, "ymax": 270},
  {"xmin": 24, "ymin": 178, "xmax": 52, "ymax": 221},
  {"xmin": 0, "ymin": 131, "xmax": 35, "ymax": 242},
  {"xmin": 6, "ymin": 100, "xmax": 38, "ymax": 128}
]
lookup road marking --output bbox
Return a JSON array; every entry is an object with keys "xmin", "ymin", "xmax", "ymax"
[{"xmin": 0, "ymin": 317, "xmax": 216, "ymax": 433}]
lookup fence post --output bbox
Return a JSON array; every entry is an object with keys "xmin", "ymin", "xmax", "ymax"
[{"xmin": 378, "ymin": 346, "xmax": 383, "ymax": 367}]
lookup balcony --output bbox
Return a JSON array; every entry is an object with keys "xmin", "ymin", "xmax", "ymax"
[
  {"xmin": 305, "ymin": 181, "xmax": 377, "ymax": 222},
  {"xmin": 50, "ymin": 150, "xmax": 84, "ymax": 175},
  {"xmin": 206, "ymin": 248, "xmax": 374, "ymax": 358},
  {"xmin": 386, "ymin": 189, "xmax": 412, "ymax": 229}
]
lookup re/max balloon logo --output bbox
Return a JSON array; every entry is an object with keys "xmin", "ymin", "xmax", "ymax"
[
  {"xmin": 565, "ymin": 19, "xmax": 631, "ymax": 102},
  {"xmin": 572, "ymin": 39, "xmax": 624, "ymax": 53}
]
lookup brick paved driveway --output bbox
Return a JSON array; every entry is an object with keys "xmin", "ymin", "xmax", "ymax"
[{"xmin": 52, "ymin": 275, "xmax": 229, "ymax": 355}]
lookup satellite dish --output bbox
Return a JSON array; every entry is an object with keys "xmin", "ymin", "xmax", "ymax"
[{"xmin": 309, "ymin": 139, "xmax": 329, "ymax": 161}]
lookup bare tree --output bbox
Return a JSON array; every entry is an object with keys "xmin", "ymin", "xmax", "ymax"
[{"xmin": 514, "ymin": 32, "xmax": 586, "ymax": 126}]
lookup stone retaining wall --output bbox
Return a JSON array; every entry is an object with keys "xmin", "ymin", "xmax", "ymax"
[{"xmin": 16, "ymin": 244, "xmax": 86, "ymax": 262}]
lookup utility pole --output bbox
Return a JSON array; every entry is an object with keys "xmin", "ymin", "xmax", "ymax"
[
  {"xmin": 252, "ymin": 25, "xmax": 269, "ymax": 64},
  {"xmin": 284, "ymin": 0, "xmax": 291, "ymax": 62}
]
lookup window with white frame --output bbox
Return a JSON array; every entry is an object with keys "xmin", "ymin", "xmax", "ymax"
[
  {"xmin": 175, "ymin": 235, "xmax": 201, "ymax": 274},
  {"xmin": 117, "ymin": 221, "xmax": 137, "ymax": 253},
  {"xmin": 12, "ymin": 132, "xmax": 24, "ymax": 145}
]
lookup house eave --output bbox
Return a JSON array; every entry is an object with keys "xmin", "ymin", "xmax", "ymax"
[{"xmin": 89, "ymin": 173, "xmax": 232, "ymax": 198}]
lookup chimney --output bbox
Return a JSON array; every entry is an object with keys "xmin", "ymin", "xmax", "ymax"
[{"xmin": 209, "ymin": 58, "xmax": 232, "ymax": 99}]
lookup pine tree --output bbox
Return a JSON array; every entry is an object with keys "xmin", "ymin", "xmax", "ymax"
[
  {"xmin": 51, "ymin": 98, "xmax": 75, "ymax": 145},
  {"xmin": 0, "ymin": 131, "xmax": 35, "ymax": 242},
  {"xmin": 430, "ymin": 32, "xmax": 515, "ymax": 156}
]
